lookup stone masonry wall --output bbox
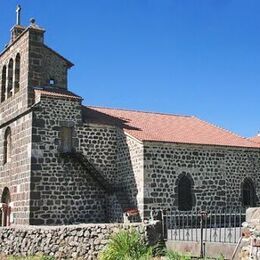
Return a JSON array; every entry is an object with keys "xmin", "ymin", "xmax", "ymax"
[
  {"xmin": 0, "ymin": 222, "xmax": 160, "ymax": 259},
  {"xmin": 117, "ymin": 131, "xmax": 144, "ymax": 219},
  {"xmin": 77, "ymin": 123, "xmax": 117, "ymax": 184},
  {"xmin": 30, "ymin": 96, "xmax": 107, "ymax": 225},
  {"xmin": 76, "ymin": 123, "xmax": 123, "ymax": 222},
  {"xmin": 0, "ymin": 112, "xmax": 32, "ymax": 224},
  {"xmin": 143, "ymin": 142, "xmax": 260, "ymax": 217}
]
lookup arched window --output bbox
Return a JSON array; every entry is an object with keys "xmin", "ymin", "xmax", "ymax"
[
  {"xmin": 1, "ymin": 65, "xmax": 7, "ymax": 102},
  {"xmin": 1, "ymin": 187, "xmax": 11, "ymax": 204},
  {"xmin": 7, "ymin": 59, "xmax": 14, "ymax": 98},
  {"xmin": 3, "ymin": 127, "xmax": 11, "ymax": 164},
  {"xmin": 177, "ymin": 174, "xmax": 194, "ymax": 211},
  {"xmin": 1, "ymin": 187, "xmax": 11, "ymax": 226},
  {"xmin": 242, "ymin": 177, "xmax": 256, "ymax": 207},
  {"xmin": 14, "ymin": 54, "xmax": 21, "ymax": 93}
]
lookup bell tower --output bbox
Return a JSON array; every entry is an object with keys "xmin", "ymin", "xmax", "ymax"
[
  {"xmin": 0, "ymin": 6, "xmax": 74, "ymax": 225},
  {"xmin": 0, "ymin": 6, "xmax": 73, "ymax": 123}
]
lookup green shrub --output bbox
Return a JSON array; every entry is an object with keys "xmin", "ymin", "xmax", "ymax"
[
  {"xmin": 166, "ymin": 250, "xmax": 191, "ymax": 260},
  {"xmin": 98, "ymin": 229, "xmax": 153, "ymax": 260}
]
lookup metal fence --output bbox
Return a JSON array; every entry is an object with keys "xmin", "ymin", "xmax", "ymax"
[{"xmin": 163, "ymin": 209, "xmax": 246, "ymax": 244}]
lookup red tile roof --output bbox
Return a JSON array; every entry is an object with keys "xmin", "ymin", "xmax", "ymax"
[
  {"xmin": 83, "ymin": 106, "xmax": 260, "ymax": 148},
  {"xmin": 249, "ymin": 135, "xmax": 260, "ymax": 146}
]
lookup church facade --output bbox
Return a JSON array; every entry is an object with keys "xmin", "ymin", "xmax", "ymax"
[{"xmin": 0, "ymin": 16, "xmax": 260, "ymax": 225}]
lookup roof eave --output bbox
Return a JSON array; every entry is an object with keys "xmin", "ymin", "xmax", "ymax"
[{"xmin": 142, "ymin": 139, "xmax": 260, "ymax": 150}]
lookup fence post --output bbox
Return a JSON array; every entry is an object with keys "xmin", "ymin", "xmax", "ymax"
[
  {"xmin": 163, "ymin": 209, "xmax": 167, "ymax": 240},
  {"xmin": 200, "ymin": 211, "xmax": 207, "ymax": 258},
  {"xmin": 157, "ymin": 209, "xmax": 166, "ymax": 240}
]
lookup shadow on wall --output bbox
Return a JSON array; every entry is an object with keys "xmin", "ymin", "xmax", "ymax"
[{"xmin": 111, "ymin": 129, "xmax": 141, "ymax": 222}]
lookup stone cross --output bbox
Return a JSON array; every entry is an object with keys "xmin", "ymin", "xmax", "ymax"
[{"xmin": 16, "ymin": 5, "xmax": 21, "ymax": 25}]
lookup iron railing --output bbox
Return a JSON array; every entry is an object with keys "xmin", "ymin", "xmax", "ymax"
[{"xmin": 163, "ymin": 209, "xmax": 246, "ymax": 244}]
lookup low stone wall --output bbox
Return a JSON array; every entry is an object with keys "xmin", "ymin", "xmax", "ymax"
[{"xmin": 0, "ymin": 222, "xmax": 161, "ymax": 259}]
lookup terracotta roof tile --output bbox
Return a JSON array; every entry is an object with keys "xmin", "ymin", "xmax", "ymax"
[
  {"xmin": 83, "ymin": 106, "xmax": 259, "ymax": 148},
  {"xmin": 34, "ymin": 87, "xmax": 82, "ymax": 100},
  {"xmin": 249, "ymin": 135, "xmax": 260, "ymax": 146}
]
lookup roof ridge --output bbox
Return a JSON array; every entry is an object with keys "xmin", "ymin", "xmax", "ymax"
[
  {"xmin": 192, "ymin": 116, "xmax": 258, "ymax": 145},
  {"xmin": 86, "ymin": 105, "xmax": 192, "ymax": 118}
]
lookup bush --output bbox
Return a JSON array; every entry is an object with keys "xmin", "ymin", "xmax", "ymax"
[
  {"xmin": 166, "ymin": 250, "xmax": 191, "ymax": 260},
  {"xmin": 98, "ymin": 229, "xmax": 153, "ymax": 260}
]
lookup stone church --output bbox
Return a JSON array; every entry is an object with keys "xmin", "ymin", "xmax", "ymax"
[{"xmin": 0, "ymin": 9, "xmax": 260, "ymax": 226}]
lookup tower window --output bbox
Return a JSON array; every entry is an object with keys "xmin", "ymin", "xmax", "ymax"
[
  {"xmin": 49, "ymin": 79, "xmax": 55, "ymax": 86},
  {"xmin": 60, "ymin": 127, "xmax": 73, "ymax": 153},
  {"xmin": 14, "ymin": 53, "xmax": 21, "ymax": 93},
  {"xmin": 177, "ymin": 174, "xmax": 194, "ymax": 211},
  {"xmin": 242, "ymin": 177, "xmax": 256, "ymax": 207},
  {"xmin": 1, "ymin": 66, "xmax": 7, "ymax": 102},
  {"xmin": 7, "ymin": 59, "xmax": 14, "ymax": 98},
  {"xmin": 3, "ymin": 127, "xmax": 12, "ymax": 164}
]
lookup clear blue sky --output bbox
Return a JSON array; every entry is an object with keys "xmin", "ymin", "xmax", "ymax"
[{"xmin": 0, "ymin": 1, "xmax": 259, "ymax": 137}]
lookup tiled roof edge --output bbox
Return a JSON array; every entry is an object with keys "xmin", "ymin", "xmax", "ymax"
[
  {"xmin": 191, "ymin": 116, "xmax": 258, "ymax": 147},
  {"xmin": 34, "ymin": 89, "xmax": 82, "ymax": 100},
  {"xmin": 86, "ymin": 105, "xmax": 193, "ymax": 118}
]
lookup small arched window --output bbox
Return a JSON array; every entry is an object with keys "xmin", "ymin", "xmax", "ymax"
[
  {"xmin": 1, "ymin": 187, "xmax": 11, "ymax": 226},
  {"xmin": 1, "ymin": 65, "xmax": 7, "ymax": 102},
  {"xmin": 242, "ymin": 177, "xmax": 256, "ymax": 207},
  {"xmin": 4, "ymin": 127, "xmax": 11, "ymax": 164},
  {"xmin": 14, "ymin": 54, "xmax": 21, "ymax": 93},
  {"xmin": 177, "ymin": 174, "xmax": 194, "ymax": 211},
  {"xmin": 7, "ymin": 59, "xmax": 14, "ymax": 98},
  {"xmin": 1, "ymin": 187, "xmax": 11, "ymax": 204}
]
